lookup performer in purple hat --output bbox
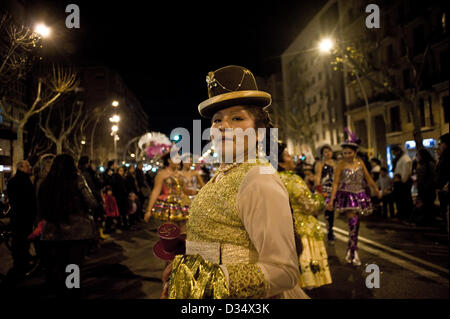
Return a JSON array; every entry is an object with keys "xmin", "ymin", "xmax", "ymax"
[{"xmin": 326, "ymin": 128, "xmax": 381, "ymax": 266}]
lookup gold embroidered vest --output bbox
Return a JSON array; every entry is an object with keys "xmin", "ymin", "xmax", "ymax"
[{"xmin": 186, "ymin": 162, "xmax": 264, "ymax": 260}]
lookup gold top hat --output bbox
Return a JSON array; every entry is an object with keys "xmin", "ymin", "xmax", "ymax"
[{"xmin": 198, "ymin": 65, "xmax": 272, "ymax": 118}]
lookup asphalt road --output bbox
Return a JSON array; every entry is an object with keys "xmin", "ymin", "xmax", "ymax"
[{"xmin": 0, "ymin": 214, "xmax": 448, "ymax": 299}]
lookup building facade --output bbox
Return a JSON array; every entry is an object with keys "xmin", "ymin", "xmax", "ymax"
[
  {"xmin": 78, "ymin": 66, "xmax": 149, "ymax": 165},
  {"xmin": 281, "ymin": 0, "xmax": 347, "ymax": 157}
]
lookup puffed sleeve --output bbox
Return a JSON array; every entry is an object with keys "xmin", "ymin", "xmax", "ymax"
[
  {"xmin": 229, "ymin": 166, "xmax": 300, "ymax": 298},
  {"xmin": 284, "ymin": 173, "xmax": 324, "ymax": 216}
]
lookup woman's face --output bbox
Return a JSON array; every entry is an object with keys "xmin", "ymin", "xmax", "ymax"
[
  {"xmin": 183, "ymin": 160, "xmax": 192, "ymax": 169},
  {"xmin": 322, "ymin": 148, "xmax": 333, "ymax": 160},
  {"xmin": 281, "ymin": 149, "xmax": 296, "ymax": 170},
  {"xmin": 128, "ymin": 165, "xmax": 135, "ymax": 173},
  {"xmin": 342, "ymin": 147, "xmax": 356, "ymax": 161},
  {"xmin": 118, "ymin": 167, "xmax": 124, "ymax": 176},
  {"xmin": 211, "ymin": 105, "xmax": 257, "ymax": 162}
]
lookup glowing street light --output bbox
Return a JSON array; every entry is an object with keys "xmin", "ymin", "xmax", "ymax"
[
  {"xmin": 109, "ymin": 114, "xmax": 120, "ymax": 123},
  {"xmin": 112, "ymin": 100, "xmax": 119, "ymax": 107},
  {"xmin": 318, "ymin": 36, "xmax": 372, "ymax": 151},
  {"xmin": 81, "ymin": 140, "xmax": 86, "ymax": 145},
  {"xmin": 111, "ymin": 125, "xmax": 119, "ymax": 133},
  {"xmin": 131, "ymin": 153, "xmax": 135, "ymax": 158},
  {"xmin": 34, "ymin": 23, "xmax": 51, "ymax": 38},
  {"xmin": 319, "ymin": 38, "xmax": 334, "ymax": 53}
]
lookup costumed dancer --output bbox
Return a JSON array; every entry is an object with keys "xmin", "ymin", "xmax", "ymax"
[
  {"xmin": 144, "ymin": 148, "xmax": 191, "ymax": 230},
  {"xmin": 179, "ymin": 153, "xmax": 205, "ymax": 200},
  {"xmin": 161, "ymin": 65, "xmax": 306, "ymax": 299},
  {"xmin": 314, "ymin": 145, "xmax": 337, "ymax": 243},
  {"xmin": 327, "ymin": 129, "xmax": 381, "ymax": 266},
  {"xmin": 278, "ymin": 143, "xmax": 332, "ymax": 289}
]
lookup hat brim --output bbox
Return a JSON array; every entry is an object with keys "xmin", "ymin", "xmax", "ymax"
[
  {"xmin": 153, "ymin": 239, "xmax": 185, "ymax": 262},
  {"xmin": 198, "ymin": 90, "xmax": 271, "ymax": 118}
]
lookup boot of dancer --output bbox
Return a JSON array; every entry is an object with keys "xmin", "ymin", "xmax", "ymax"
[{"xmin": 348, "ymin": 214, "xmax": 361, "ymax": 266}]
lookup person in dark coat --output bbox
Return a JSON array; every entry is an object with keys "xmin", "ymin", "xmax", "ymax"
[
  {"xmin": 6, "ymin": 160, "xmax": 37, "ymax": 277},
  {"xmin": 38, "ymin": 154, "xmax": 99, "ymax": 297},
  {"xmin": 102, "ymin": 160, "xmax": 116, "ymax": 188},
  {"xmin": 414, "ymin": 149, "xmax": 437, "ymax": 225},
  {"xmin": 136, "ymin": 161, "xmax": 150, "ymax": 217},
  {"xmin": 113, "ymin": 166, "xmax": 129, "ymax": 228},
  {"xmin": 79, "ymin": 156, "xmax": 107, "ymax": 239}
]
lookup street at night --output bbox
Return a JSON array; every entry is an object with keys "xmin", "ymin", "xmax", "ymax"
[{"xmin": 0, "ymin": 0, "xmax": 448, "ymax": 308}]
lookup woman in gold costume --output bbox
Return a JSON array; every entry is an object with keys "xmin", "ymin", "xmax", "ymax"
[
  {"xmin": 144, "ymin": 152, "xmax": 190, "ymax": 228},
  {"xmin": 277, "ymin": 143, "xmax": 332, "ymax": 289},
  {"xmin": 161, "ymin": 65, "xmax": 306, "ymax": 299}
]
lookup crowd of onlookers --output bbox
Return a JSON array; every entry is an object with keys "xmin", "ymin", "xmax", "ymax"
[{"xmin": 292, "ymin": 133, "xmax": 449, "ymax": 228}]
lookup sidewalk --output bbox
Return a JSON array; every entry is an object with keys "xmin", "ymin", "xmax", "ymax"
[{"xmin": 0, "ymin": 219, "xmax": 167, "ymax": 299}]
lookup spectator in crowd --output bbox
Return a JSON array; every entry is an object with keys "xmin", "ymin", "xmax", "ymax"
[
  {"xmin": 113, "ymin": 166, "xmax": 130, "ymax": 229},
  {"xmin": 102, "ymin": 186, "xmax": 120, "ymax": 233},
  {"xmin": 435, "ymin": 133, "xmax": 449, "ymax": 233},
  {"xmin": 392, "ymin": 173, "xmax": 412, "ymax": 222},
  {"xmin": 6, "ymin": 160, "xmax": 37, "ymax": 279},
  {"xmin": 102, "ymin": 160, "xmax": 116, "ymax": 188},
  {"xmin": 376, "ymin": 167, "xmax": 394, "ymax": 218},
  {"xmin": 136, "ymin": 161, "xmax": 150, "ymax": 215},
  {"xmin": 414, "ymin": 149, "xmax": 437, "ymax": 225},
  {"xmin": 370, "ymin": 158, "xmax": 381, "ymax": 182},
  {"xmin": 38, "ymin": 154, "xmax": 99, "ymax": 297},
  {"xmin": 391, "ymin": 145, "xmax": 414, "ymax": 221},
  {"xmin": 79, "ymin": 156, "xmax": 107, "ymax": 239}
]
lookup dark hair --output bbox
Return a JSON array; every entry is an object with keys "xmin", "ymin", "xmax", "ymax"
[
  {"xmin": 394, "ymin": 173, "xmax": 402, "ymax": 179},
  {"xmin": 38, "ymin": 154, "xmax": 79, "ymax": 222},
  {"xmin": 107, "ymin": 160, "xmax": 115, "ymax": 169},
  {"xmin": 161, "ymin": 152, "xmax": 171, "ymax": 168},
  {"xmin": 245, "ymin": 106, "xmax": 277, "ymax": 162},
  {"xmin": 370, "ymin": 158, "xmax": 381, "ymax": 166},
  {"xmin": 277, "ymin": 142, "xmax": 288, "ymax": 172},
  {"xmin": 320, "ymin": 145, "xmax": 332, "ymax": 156},
  {"xmin": 439, "ymin": 133, "xmax": 450, "ymax": 146},
  {"xmin": 417, "ymin": 149, "xmax": 435, "ymax": 165},
  {"xmin": 380, "ymin": 166, "xmax": 388, "ymax": 173},
  {"xmin": 391, "ymin": 145, "xmax": 403, "ymax": 153},
  {"xmin": 78, "ymin": 156, "xmax": 90, "ymax": 169}
]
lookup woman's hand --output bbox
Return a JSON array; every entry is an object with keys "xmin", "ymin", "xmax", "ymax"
[
  {"xmin": 161, "ymin": 262, "xmax": 173, "ymax": 299},
  {"xmin": 326, "ymin": 201, "xmax": 334, "ymax": 211},
  {"xmin": 144, "ymin": 211, "xmax": 151, "ymax": 223}
]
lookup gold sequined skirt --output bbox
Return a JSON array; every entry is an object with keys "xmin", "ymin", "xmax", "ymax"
[
  {"xmin": 298, "ymin": 236, "xmax": 332, "ymax": 288},
  {"xmin": 151, "ymin": 197, "xmax": 189, "ymax": 222}
]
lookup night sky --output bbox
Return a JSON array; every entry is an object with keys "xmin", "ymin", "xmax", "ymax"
[{"xmin": 24, "ymin": 0, "xmax": 327, "ymax": 135}]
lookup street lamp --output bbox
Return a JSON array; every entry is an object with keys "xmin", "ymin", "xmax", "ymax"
[
  {"xmin": 319, "ymin": 37, "xmax": 372, "ymax": 152},
  {"xmin": 34, "ymin": 23, "xmax": 51, "ymax": 38},
  {"xmin": 112, "ymin": 100, "xmax": 119, "ymax": 107},
  {"xmin": 109, "ymin": 114, "xmax": 120, "ymax": 123}
]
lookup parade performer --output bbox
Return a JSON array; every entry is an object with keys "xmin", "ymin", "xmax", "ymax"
[
  {"xmin": 144, "ymin": 151, "xmax": 190, "ymax": 227},
  {"xmin": 179, "ymin": 153, "xmax": 205, "ymax": 198},
  {"xmin": 278, "ymin": 143, "xmax": 332, "ymax": 289},
  {"xmin": 327, "ymin": 129, "xmax": 381, "ymax": 266},
  {"xmin": 314, "ymin": 145, "xmax": 337, "ymax": 243},
  {"xmin": 162, "ymin": 65, "xmax": 306, "ymax": 299}
]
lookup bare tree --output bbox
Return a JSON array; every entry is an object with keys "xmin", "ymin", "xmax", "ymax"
[
  {"xmin": 0, "ymin": 66, "xmax": 78, "ymax": 162},
  {"xmin": 39, "ymin": 93, "xmax": 83, "ymax": 155},
  {"xmin": 65, "ymin": 106, "xmax": 90, "ymax": 161},
  {"xmin": 0, "ymin": 12, "xmax": 39, "ymax": 92}
]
